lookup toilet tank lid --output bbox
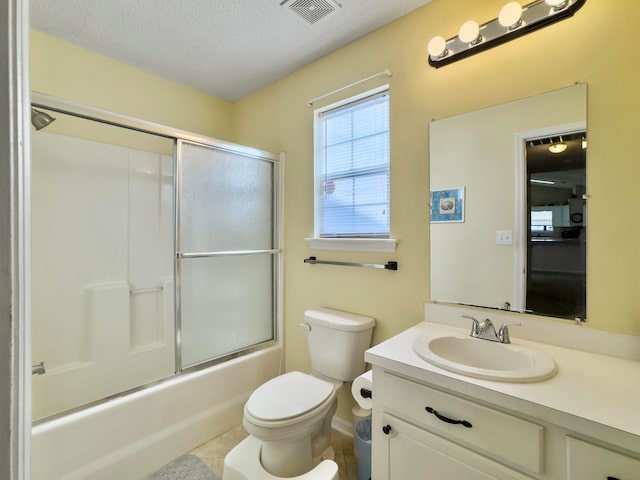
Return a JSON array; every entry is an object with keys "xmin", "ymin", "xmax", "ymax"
[{"xmin": 304, "ymin": 308, "xmax": 375, "ymax": 332}]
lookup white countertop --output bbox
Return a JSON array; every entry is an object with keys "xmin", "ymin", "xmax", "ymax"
[{"xmin": 365, "ymin": 321, "xmax": 640, "ymax": 443}]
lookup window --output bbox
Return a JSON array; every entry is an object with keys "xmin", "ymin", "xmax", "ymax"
[
  {"xmin": 531, "ymin": 210, "xmax": 554, "ymax": 232},
  {"xmin": 313, "ymin": 88, "xmax": 390, "ymax": 244}
]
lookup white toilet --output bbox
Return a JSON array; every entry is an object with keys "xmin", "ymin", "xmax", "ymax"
[{"xmin": 223, "ymin": 308, "xmax": 375, "ymax": 480}]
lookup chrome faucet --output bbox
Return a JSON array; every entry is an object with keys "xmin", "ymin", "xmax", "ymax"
[{"xmin": 462, "ymin": 315, "xmax": 520, "ymax": 344}]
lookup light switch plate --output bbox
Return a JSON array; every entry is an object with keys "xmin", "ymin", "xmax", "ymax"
[{"xmin": 496, "ymin": 230, "xmax": 513, "ymax": 245}]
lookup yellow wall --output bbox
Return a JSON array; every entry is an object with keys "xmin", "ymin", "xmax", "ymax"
[
  {"xmin": 230, "ymin": 0, "xmax": 640, "ymax": 420},
  {"xmin": 30, "ymin": 30, "xmax": 233, "ymax": 140}
]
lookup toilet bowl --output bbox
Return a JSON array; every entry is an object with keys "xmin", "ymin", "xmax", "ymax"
[
  {"xmin": 222, "ymin": 308, "xmax": 375, "ymax": 480},
  {"xmin": 242, "ymin": 372, "xmax": 339, "ymax": 477}
]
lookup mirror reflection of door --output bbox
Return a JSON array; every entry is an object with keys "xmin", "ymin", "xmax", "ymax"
[{"xmin": 525, "ymin": 131, "xmax": 586, "ymax": 320}]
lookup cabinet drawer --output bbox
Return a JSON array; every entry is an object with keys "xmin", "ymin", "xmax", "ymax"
[
  {"xmin": 382, "ymin": 414, "xmax": 534, "ymax": 480},
  {"xmin": 383, "ymin": 373, "xmax": 543, "ymax": 473},
  {"xmin": 567, "ymin": 437, "xmax": 640, "ymax": 480}
]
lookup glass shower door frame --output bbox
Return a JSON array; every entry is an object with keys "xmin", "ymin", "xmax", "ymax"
[
  {"xmin": 30, "ymin": 91, "xmax": 282, "ymax": 409},
  {"xmin": 174, "ymin": 139, "xmax": 282, "ymax": 372}
]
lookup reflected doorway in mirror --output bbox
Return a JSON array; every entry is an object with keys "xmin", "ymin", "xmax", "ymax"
[{"xmin": 519, "ymin": 128, "xmax": 587, "ymax": 321}]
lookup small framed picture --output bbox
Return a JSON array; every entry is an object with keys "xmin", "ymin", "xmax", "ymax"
[{"xmin": 430, "ymin": 187, "xmax": 465, "ymax": 223}]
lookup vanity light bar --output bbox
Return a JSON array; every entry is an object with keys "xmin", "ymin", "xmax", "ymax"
[{"xmin": 428, "ymin": 0, "xmax": 586, "ymax": 68}]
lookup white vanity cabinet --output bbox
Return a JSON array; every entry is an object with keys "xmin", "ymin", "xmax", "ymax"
[
  {"xmin": 374, "ymin": 372, "xmax": 539, "ymax": 480},
  {"xmin": 366, "ymin": 320, "xmax": 640, "ymax": 480},
  {"xmin": 371, "ymin": 369, "xmax": 640, "ymax": 480},
  {"xmin": 566, "ymin": 437, "xmax": 640, "ymax": 480},
  {"xmin": 380, "ymin": 414, "xmax": 533, "ymax": 479}
]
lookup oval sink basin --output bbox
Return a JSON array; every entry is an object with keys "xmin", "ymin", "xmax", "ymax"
[{"xmin": 412, "ymin": 333, "xmax": 557, "ymax": 382}]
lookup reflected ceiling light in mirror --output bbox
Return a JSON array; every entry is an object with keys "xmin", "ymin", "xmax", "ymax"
[
  {"xmin": 548, "ymin": 142, "xmax": 568, "ymax": 154},
  {"xmin": 530, "ymin": 178, "xmax": 556, "ymax": 185},
  {"xmin": 427, "ymin": 0, "xmax": 586, "ymax": 68}
]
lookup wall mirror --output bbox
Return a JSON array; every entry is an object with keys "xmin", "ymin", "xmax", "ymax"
[{"xmin": 429, "ymin": 84, "xmax": 587, "ymax": 321}]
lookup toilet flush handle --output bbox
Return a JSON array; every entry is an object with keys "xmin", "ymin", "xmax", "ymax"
[{"xmin": 300, "ymin": 323, "xmax": 311, "ymax": 332}]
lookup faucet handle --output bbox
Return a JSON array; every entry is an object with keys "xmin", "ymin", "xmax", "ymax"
[
  {"xmin": 498, "ymin": 322, "xmax": 521, "ymax": 344},
  {"xmin": 462, "ymin": 315, "xmax": 482, "ymax": 336}
]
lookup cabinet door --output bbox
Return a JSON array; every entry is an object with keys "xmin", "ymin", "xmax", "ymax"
[
  {"xmin": 567, "ymin": 437, "xmax": 640, "ymax": 480},
  {"xmin": 382, "ymin": 372, "xmax": 543, "ymax": 473},
  {"xmin": 380, "ymin": 415, "xmax": 533, "ymax": 480}
]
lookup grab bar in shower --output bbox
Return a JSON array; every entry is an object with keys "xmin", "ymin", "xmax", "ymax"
[
  {"xmin": 303, "ymin": 256, "xmax": 398, "ymax": 271},
  {"xmin": 130, "ymin": 286, "xmax": 163, "ymax": 295}
]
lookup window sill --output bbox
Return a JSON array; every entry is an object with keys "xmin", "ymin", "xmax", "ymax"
[{"xmin": 305, "ymin": 237, "xmax": 398, "ymax": 253}]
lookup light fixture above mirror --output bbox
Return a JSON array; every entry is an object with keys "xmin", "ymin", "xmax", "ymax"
[{"xmin": 427, "ymin": 0, "xmax": 586, "ymax": 67}]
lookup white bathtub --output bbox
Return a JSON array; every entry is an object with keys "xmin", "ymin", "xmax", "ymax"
[{"xmin": 31, "ymin": 346, "xmax": 281, "ymax": 480}]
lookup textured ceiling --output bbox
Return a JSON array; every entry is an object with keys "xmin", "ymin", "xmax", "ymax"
[{"xmin": 30, "ymin": 0, "xmax": 432, "ymax": 102}]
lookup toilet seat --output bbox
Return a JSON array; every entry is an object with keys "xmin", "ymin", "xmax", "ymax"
[{"xmin": 245, "ymin": 372, "xmax": 336, "ymax": 430}]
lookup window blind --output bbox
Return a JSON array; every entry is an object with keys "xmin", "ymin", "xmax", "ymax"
[{"xmin": 315, "ymin": 90, "xmax": 390, "ymax": 238}]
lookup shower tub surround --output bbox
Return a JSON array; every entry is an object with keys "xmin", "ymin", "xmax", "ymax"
[
  {"xmin": 31, "ymin": 346, "xmax": 281, "ymax": 480},
  {"xmin": 31, "ymin": 127, "xmax": 281, "ymax": 421},
  {"xmin": 28, "ymin": 99, "xmax": 283, "ymax": 479}
]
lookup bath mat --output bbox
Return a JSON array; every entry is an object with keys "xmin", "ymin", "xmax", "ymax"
[{"xmin": 146, "ymin": 454, "xmax": 219, "ymax": 480}]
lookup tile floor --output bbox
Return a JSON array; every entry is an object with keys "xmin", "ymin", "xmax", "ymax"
[{"xmin": 190, "ymin": 424, "xmax": 359, "ymax": 479}]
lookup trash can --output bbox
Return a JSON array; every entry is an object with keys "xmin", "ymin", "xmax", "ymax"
[{"xmin": 353, "ymin": 411, "xmax": 372, "ymax": 480}]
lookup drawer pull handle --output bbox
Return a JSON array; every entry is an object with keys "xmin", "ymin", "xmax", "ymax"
[
  {"xmin": 607, "ymin": 477, "xmax": 620, "ymax": 480},
  {"xmin": 425, "ymin": 406, "xmax": 472, "ymax": 428},
  {"xmin": 382, "ymin": 424, "xmax": 392, "ymax": 435}
]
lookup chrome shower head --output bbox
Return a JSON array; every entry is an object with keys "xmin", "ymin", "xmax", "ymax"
[{"xmin": 31, "ymin": 107, "xmax": 56, "ymax": 130}]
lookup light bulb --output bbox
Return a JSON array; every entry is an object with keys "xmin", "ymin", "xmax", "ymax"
[
  {"xmin": 458, "ymin": 20, "xmax": 481, "ymax": 44},
  {"xmin": 499, "ymin": 2, "xmax": 523, "ymax": 28},
  {"xmin": 545, "ymin": 0, "xmax": 569, "ymax": 8},
  {"xmin": 428, "ymin": 36, "xmax": 447, "ymax": 58}
]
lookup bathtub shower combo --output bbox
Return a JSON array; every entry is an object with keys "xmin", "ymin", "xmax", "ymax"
[{"xmin": 29, "ymin": 94, "xmax": 282, "ymax": 479}]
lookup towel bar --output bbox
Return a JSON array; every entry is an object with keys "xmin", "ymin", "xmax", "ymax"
[{"xmin": 303, "ymin": 256, "xmax": 398, "ymax": 271}]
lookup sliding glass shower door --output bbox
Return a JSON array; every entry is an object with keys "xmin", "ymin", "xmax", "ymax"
[
  {"xmin": 31, "ymin": 96, "xmax": 281, "ymax": 421},
  {"xmin": 177, "ymin": 141, "xmax": 279, "ymax": 368}
]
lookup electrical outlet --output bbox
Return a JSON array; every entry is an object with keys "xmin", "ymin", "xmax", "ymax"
[{"xmin": 496, "ymin": 230, "xmax": 513, "ymax": 245}]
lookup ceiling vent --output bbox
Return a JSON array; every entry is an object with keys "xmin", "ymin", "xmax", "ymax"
[{"xmin": 286, "ymin": 0, "xmax": 338, "ymax": 25}]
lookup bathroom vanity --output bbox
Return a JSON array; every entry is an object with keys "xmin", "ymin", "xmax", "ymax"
[{"xmin": 365, "ymin": 305, "xmax": 640, "ymax": 479}]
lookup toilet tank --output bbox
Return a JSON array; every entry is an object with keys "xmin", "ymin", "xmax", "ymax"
[{"xmin": 304, "ymin": 308, "xmax": 375, "ymax": 382}]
